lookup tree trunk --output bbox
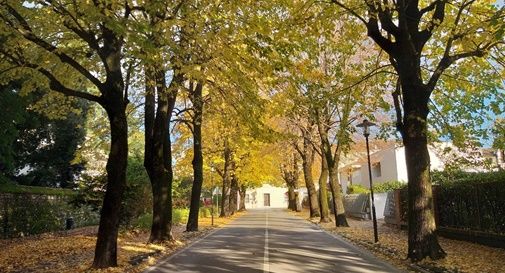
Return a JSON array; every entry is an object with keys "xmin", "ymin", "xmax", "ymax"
[
  {"xmin": 143, "ymin": 67, "xmax": 180, "ymax": 242},
  {"xmin": 220, "ymin": 142, "xmax": 232, "ymax": 217},
  {"xmin": 229, "ymin": 175, "xmax": 239, "ymax": 215},
  {"xmin": 401, "ymin": 79, "xmax": 446, "ymax": 261},
  {"xmin": 318, "ymin": 154, "xmax": 331, "ymax": 223},
  {"xmin": 328, "ymin": 161, "xmax": 348, "ymax": 226},
  {"xmin": 287, "ymin": 185, "xmax": 296, "ymax": 210},
  {"xmin": 187, "ymin": 82, "xmax": 204, "ymax": 232},
  {"xmin": 316, "ymin": 111, "xmax": 348, "ymax": 227},
  {"xmin": 92, "ymin": 104, "xmax": 128, "ymax": 268},
  {"xmin": 238, "ymin": 184, "xmax": 247, "ymax": 211},
  {"xmin": 92, "ymin": 35, "xmax": 128, "ymax": 267},
  {"xmin": 301, "ymin": 136, "xmax": 320, "ymax": 218}
]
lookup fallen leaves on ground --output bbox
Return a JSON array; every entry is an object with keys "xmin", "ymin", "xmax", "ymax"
[
  {"xmin": 0, "ymin": 212, "xmax": 243, "ymax": 273},
  {"xmin": 292, "ymin": 210, "xmax": 505, "ymax": 273}
]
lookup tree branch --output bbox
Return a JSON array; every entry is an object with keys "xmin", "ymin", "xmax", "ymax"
[{"xmin": 4, "ymin": 4, "xmax": 104, "ymax": 89}]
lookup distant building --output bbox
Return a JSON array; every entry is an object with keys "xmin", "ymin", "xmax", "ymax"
[
  {"xmin": 338, "ymin": 143, "xmax": 444, "ymax": 194},
  {"xmin": 338, "ymin": 142, "xmax": 504, "ymax": 193},
  {"xmin": 244, "ymin": 184, "xmax": 289, "ymax": 209}
]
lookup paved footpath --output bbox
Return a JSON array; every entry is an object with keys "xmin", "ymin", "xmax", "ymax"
[{"xmin": 144, "ymin": 208, "xmax": 403, "ymax": 273}]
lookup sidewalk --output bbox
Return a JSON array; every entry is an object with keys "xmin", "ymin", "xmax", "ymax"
[{"xmin": 294, "ymin": 209, "xmax": 505, "ymax": 273}]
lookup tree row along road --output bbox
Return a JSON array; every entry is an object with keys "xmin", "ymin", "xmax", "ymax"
[{"xmin": 144, "ymin": 209, "xmax": 403, "ymax": 273}]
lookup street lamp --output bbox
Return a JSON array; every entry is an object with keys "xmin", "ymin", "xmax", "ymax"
[{"xmin": 357, "ymin": 119, "xmax": 379, "ymax": 243}]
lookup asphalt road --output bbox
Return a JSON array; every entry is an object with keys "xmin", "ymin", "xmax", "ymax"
[{"xmin": 144, "ymin": 208, "xmax": 403, "ymax": 273}]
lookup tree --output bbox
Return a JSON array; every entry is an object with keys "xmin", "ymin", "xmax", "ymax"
[
  {"xmin": 318, "ymin": 152, "xmax": 331, "ymax": 222},
  {"xmin": 125, "ymin": 0, "xmax": 192, "ymax": 241},
  {"xmin": 0, "ymin": 1, "xmax": 130, "ymax": 267},
  {"xmin": 281, "ymin": 151, "xmax": 301, "ymax": 211},
  {"xmin": 293, "ymin": 122, "xmax": 320, "ymax": 218},
  {"xmin": 331, "ymin": 0, "xmax": 504, "ymax": 261},
  {"xmin": 0, "ymin": 83, "xmax": 88, "ymax": 188}
]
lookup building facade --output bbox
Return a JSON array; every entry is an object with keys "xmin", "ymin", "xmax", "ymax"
[
  {"xmin": 338, "ymin": 144, "xmax": 444, "ymax": 194},
  {"xmin": 244, "ymin": 184, "xmax": 289, "ymax": 209}
]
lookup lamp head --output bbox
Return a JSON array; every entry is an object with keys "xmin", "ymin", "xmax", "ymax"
[{"xmin": 356, "ymin": 119, "xmax": 377, "ymax": 137}]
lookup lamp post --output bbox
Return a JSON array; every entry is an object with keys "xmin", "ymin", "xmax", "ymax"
[{"xmin": 357, "ymin": 119, "xmax": 379, "ymax": 243}]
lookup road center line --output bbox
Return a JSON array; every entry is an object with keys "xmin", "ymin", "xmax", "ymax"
[{"xmin": 263, "ymin": 209, "xmax": 270, "ymax": 273}]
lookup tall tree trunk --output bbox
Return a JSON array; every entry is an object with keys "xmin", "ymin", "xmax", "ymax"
[
  {"xmin": 401, "ymin": 79, "xmax": 446, "ymax": 261},
  {"xmin": 92, "ymin": 36, "xmax": 128, "ymax": 268},
  {"xmin": 282, "ymin": 153, "xmax": 299, "ymax": 211},
  {"xmin": 93, "ymin": 103, "xmax": 128, "ymax": 267},
  {"xmin": 220, "ymin": 141, "xmax": 232, "ymax": 217},
  {"xmin": 300, "ymin": 133, "xmax": 320, "ymax": 218},
  {"xmin": 318, "ymin": 154, "xmax": 331, "ymax": 223},
  {"xmin": 238, "ymin": 184, "xmax": 247, "ymax": 211},
  {"xmin": 229, "ymin": 175, "xmax": 239, "ymax": 215},
  {"xmin": 144, "ymin": 67, "xmax": 180, "ymax": 242},
  {"xmin": 316, "ymin": 112, "xmax": 348, "ymax": 227},
  {"xmin": 187, "ymin": 82, "xmax": 204, "ymax": 231},
  {"xmin": 328, "ymin": 159, "xmax": 347, "ymax": 226}
]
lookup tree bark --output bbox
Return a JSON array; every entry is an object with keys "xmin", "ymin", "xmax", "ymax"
[
  {"xmin": 328, "ymin": 159, "xmax": 347, "ymax": 226},
  {"xmin": 300, "ymin": 131, "xmax": 320, "ymax": 218},
  {"xmin": 401, "ymin": 78, "xmax": 446, "ymax": 261},
  {"xmin": 92, "ymin": 33, "xmax": 128, "ymax": 268},
  {"xmin": 220, "ymin": 141, "xmax": 232, "ymax": 217},
  {"xmin": 238, "ymin": 184, "xmax": 247, "ymax": 211},
  {"xmin": 318, "ymin": 154, "xmax": 331, "ymax": 223},
  {"xmin": 92, "ymin": 100, "xmax": 128, "ymax": 268},
  {"xmin": 287, "ymin": 186, "xmax": 297, "ymax": 210},
  {"xmin": 316, "ymin": 110, "xmax": 348, "ymax": 227},
  {"xmin": 187, "ymin": 81, "xmax": 204, "ymax": 231},
  {"xmin": 282, "ymin": 153, "xmax": 299, "ymax": 211},
  {"xmin": 229, "ymin": 175, "xmax": 239, "ymax": 215},
  {"xmin": 144, "ymin": 66, "xmax": 181, "ymax": 242}
]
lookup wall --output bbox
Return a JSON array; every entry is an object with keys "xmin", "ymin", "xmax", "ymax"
[
  {"xmin": 245, "ymin": 184, "xmax": 288, "ymax": 209},
  {"xmin": 340, "ymin": 145, "xmax": 446, "ymax": 192},
  {"xmin": 340, "ymin": 146, "xmax": 401, "ymax": 192}
]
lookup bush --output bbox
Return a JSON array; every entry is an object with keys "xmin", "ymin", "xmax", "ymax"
[
  {"xmin": 0, "ymin": 193, "xmax": 99, "ymax": 238},
  {"xmin": 199, "ymin": 207, "xmax": 211, "ymax": 218},
  {"xmin": 434, "ymin": 171, "xmax": 505, "ymax": 234},
  {"xmin": 173, "ymin": 208, "xmax": 189, "ymax": 224},
  {"xmin": 346, "ymin": 184, "xmax": 369, "ymax": 194},
  {"xmin": 373, "ymin": 180, "xmax": 406, "ymax": 193},
  {"xmin": 395, "ymin": 170, "xmax": 505, "ymax": 234},
  {"xmin": 132, "ymin": 213, "xmax": 152, "ymax": 230},
  {"xmin": 432, "ymin": 170, "xmax": 505, "ymax": 187},
  {"xmin": 120, "ymin": 156, "xmax": 152, "ymax": 227}
]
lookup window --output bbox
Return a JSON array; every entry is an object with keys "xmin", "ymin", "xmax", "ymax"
[{"xmin": 372, "ymin": 162, "xmax": 382, "ymax": 177}]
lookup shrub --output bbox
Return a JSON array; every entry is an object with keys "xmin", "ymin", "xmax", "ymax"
[
  {"xmin": 1, "ymin": 193, "xmax": 99, "ymax": 238},
  {"xmin": 132, "ymin": 213, "xmax": 152, "ymax": 230},
  {"xmin": 346, "ymin": 184, "xmax": 369, "ymax": 194},
  {"xmin": 199, "ymin": 207, "xmax": 211, "ymax": 218},
  {"xmin": 373, "ymin": 180, "xmax": 406, "ymax": 193},
  {"xmin": 394, "ymin": 170, "xmax": 505, "ymax": 234},
  {"xmin": 173, "ymin": 208, "xmax": 189, "ymax": 224}
]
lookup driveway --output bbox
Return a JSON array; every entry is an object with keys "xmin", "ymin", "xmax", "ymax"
[{"xmin": 144, "ymin": 208, "xmax": 403, "ymax": 273}]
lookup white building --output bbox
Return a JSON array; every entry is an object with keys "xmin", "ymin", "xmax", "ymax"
[
  {"xmin": 338, "ymin": 143, "xmax": 445, "ymax": 193},
  {"xmin": 244, "ymin": 184, "xmax": 289, "ymax": 209}
]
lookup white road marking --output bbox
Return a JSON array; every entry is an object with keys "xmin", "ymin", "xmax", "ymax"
[{"xmin": 263, "ymin": 209, "xmax": 270, "ymax": 273}]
